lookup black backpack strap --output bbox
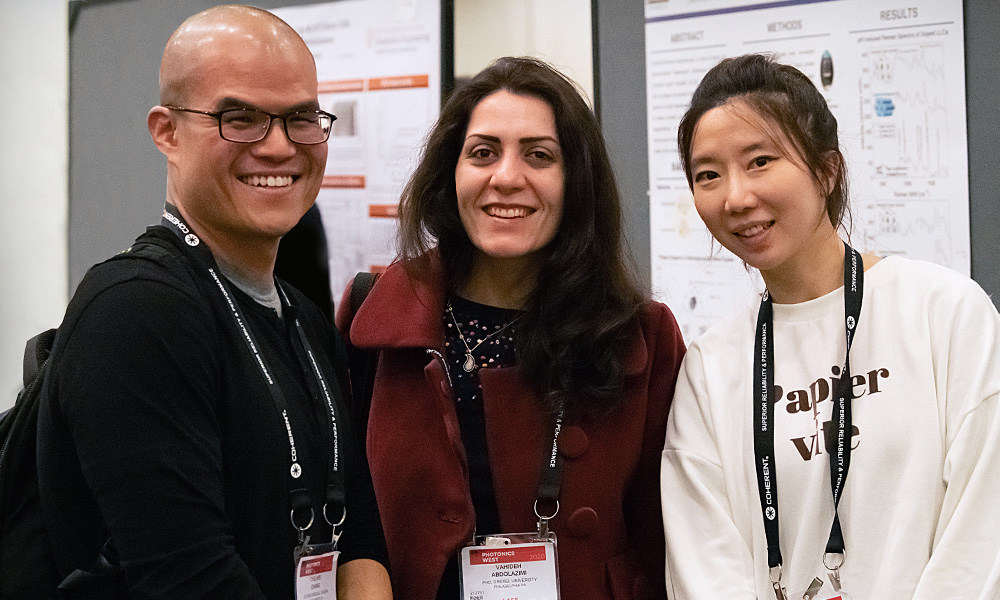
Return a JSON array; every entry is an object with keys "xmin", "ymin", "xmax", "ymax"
[
  {"xmin": 347, "ymin": 272, "xmax": 379, "ymax": 440},
  {"xmin": 0, "ymin": 329, "xmax": 56, "ymax": 597},
  {"xmin": 351, "ymin": 272, "xmax": 376, "ymax": 315},
  {"xmin": 22, "ymin": 329, "xmax": 57, "ymax": 388},
  {"xmin": 2, "ymin": 328, "xmax": 79, "ymax": 596}
]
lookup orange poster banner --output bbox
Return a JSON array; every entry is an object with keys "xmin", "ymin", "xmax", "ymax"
[
  {"xmin": 368, "ymin": 204, "xmax": 399, "ymax": 218},
  {"xmin": 322, "ymin": 175, "xmax": 366, "ymax": 189},
  {"xmin": 368, "ymin": 74, "xmax": 430, "ymax": 91},
  {"xmin": 318, "ymin": 79, "xmax": 365, "ymax": 94}
]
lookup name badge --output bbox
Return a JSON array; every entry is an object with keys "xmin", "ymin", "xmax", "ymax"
[
  {"xmin": 295, "ymin": 547, "xmax": 339, "ymax": 600},
  {"xmin": 459, "ymin": 533, "xmax": 560, "ymax": 600}
]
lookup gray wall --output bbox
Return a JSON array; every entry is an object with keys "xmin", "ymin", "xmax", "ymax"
[
  {"xmin": 592, "ymin": 0, "xmax": 652, "ymax": 289},
  {"xmin": 71, "ymin": 0, "xmax": 1000, "ymax": 304},
  {"xmin": 963, "ymin": 0, "xmax": 1000, "ymax": 301},
  {"xmin": 68, "ymin": 0, "xmax": 331, "ymax": 290}
]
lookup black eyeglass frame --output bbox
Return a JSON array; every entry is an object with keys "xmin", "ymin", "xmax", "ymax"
[{"xmin": 163, "ymin": 105, "xmax": 337, "ymax": 145}]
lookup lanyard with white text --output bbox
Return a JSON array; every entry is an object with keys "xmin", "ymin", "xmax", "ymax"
[
  {"xmin": 159, "ymin": 204, "xmax": 345, "ymax": 539},
  {"xmin": 753, "ymin": 244, "xmax": 863, "ymax": 599},
  {"xmin": 534, "ymin": 403, "xmax": 565, "ymax": 537}
]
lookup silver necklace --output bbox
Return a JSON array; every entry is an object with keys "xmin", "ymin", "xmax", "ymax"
[{"xmin": 446, "ymin": 301, "xmax": 520, "ymax": 372}]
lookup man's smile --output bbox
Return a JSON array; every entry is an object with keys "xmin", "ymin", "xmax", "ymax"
[{"xmin": 238, "ymin": 175, "xmax": 297, "ymax": 188}]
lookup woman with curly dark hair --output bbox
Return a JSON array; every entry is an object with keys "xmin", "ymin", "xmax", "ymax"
[{"xmin": 337, "ymin": 56, "xmax": 686, "ymax": 599}]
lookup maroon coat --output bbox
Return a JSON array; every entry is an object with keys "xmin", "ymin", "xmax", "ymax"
[{"xmin": 337, "ymin": 255, "xmax": 685, "ymax": 600}]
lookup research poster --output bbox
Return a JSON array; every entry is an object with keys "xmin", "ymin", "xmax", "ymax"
[
  {"xmin": 645, "ymin": 0, "xmax": 968, "ymax": 341},
  {"xmin": 276, "ymin": 0, "xmax": 441, "ymax": 297}
]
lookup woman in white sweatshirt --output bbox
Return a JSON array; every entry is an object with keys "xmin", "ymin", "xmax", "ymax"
[{"xmin": 661, "ymin": 53, "xmax": 1000, "ymax": 600}]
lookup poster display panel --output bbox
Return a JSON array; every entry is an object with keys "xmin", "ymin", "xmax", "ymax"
[
  {"xmin": 645, "ymin": 0, "xmax": 968, "ymax": 340},
  {"xmin": 277, "ymin": 0, "xmax": 441, "ymax": 296}
]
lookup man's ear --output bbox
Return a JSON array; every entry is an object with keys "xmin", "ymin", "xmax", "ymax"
[{"xmin": 148, "ymin": 106, "xmax": 179, "ymax": 156}]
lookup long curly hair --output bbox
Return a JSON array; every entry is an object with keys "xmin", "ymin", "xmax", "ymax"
[
  {"xmin": 397, "ymin": 56, "xmax": 645, "ymax": 417},
  {"xmin": 677, "ymin": 53, "xmax": 850, "ymax": 230}
]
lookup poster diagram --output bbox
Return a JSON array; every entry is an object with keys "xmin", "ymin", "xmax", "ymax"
[
  {"xmin": 644, "ymin": 0, "xmax": 968, "ymax": 341},
  {"xmin": 863, "ymin": 44, "xmax": 950, "ymax": 179}
]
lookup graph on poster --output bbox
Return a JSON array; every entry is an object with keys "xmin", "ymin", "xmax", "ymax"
[{"xmin": 862, "ymin": 44, "xmax": 949, "ymax": 180}]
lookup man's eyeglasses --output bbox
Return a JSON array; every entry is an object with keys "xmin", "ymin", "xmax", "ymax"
[{"xmin": 164, "ymin": 106, "xmax": 336, "ymax": 144}]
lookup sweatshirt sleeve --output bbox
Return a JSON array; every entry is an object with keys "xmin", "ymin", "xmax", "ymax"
[
  {"xmin": 661, "ymin": 341, "xmax": 757, "ymax": 600},
  {"xmin": 912, "ymin": 280, "xmax": 1000, "ymax": 600}
]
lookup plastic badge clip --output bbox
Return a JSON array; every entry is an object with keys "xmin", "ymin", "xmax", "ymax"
[
  {"xmin": 293, "ymin": 533, "xmax": 311, "ymax": 565},
  {"xmin": 802, "ymin": 577, "xmax": 824, "ymax": 600},
  {"xmin": 483, "ymin": 536, "xmax": 512, "ymax": 547},
  {"xmin": 533, "ymin": 499, "xmax": 560, "ymax": 540},
  {"xmin": 824, "ymin": 552, "xmax": 845, "ymax": 591},
  {"xmin": 537, "ymin": 516, "xmax": 551, "ymax": 539},
  {"xmin": 290, "ymin": 506, "xmax": 315, "ymax": 564},
  {"xmin": 324, "ymin": 504, "xmax": 346, "ymax": 548},
  {"xmin": 769, "ymin": 565, "xmax": 787, "ymax": 600},
  {"xmin": 828, "ymin": 569, "xmax": 842, "ymax": 592},
  {"xmin": 772, "ymin": 581, "xmax": 788, "ymax": 600}
]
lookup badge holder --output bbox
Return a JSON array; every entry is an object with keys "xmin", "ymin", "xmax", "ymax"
[
  {"xmin": 294, "ymin": 505, "xmax": 345, "ymax": 600},
  {"xmin": 458, "ymin": 502, "xmax": 561, "ymax": 600}
]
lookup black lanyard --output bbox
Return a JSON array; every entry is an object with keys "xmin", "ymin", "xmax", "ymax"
[
  {"xmin": 160, "ymin": 204, "xmax": 345, "ymax": 532},
  {"xmin": 534, "ymin": 404, "xmax": 565, "ymax": 537},
  {"xmin": 753, "ymin": 244, "xmax": 863, "ymax": 586}
]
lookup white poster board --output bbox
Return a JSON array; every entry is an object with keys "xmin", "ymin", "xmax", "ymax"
[
  {"xmin": 277, "ymin": 0, "xmax": 441, "ymax": 297},
  {"xmin": 644, "ymin": 0, "xmax": 968, "ymax": 341}
]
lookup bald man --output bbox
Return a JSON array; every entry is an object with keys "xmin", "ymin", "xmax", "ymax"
[{"xmin": 34, "ymin": 6, "xmax": 391, "ymax": 599}]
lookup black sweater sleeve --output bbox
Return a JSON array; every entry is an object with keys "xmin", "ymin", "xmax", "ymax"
[{"xmin": 40, "ymin": 275, "xmax": 267, "ymax": 599}]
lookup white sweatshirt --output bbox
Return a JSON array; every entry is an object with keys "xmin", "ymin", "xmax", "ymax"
[{"xmin": 662, "ymin": 256, "xmax": 1000, "ymax": 600}]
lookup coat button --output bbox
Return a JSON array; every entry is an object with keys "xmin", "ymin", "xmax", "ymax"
[
  {"xmin": 565, "ymin": 506, "xmax": 598, "ymax": 538},
  {"xmin": 558, "ymin": 426, "xmax": 588, "ymax": 458}
]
